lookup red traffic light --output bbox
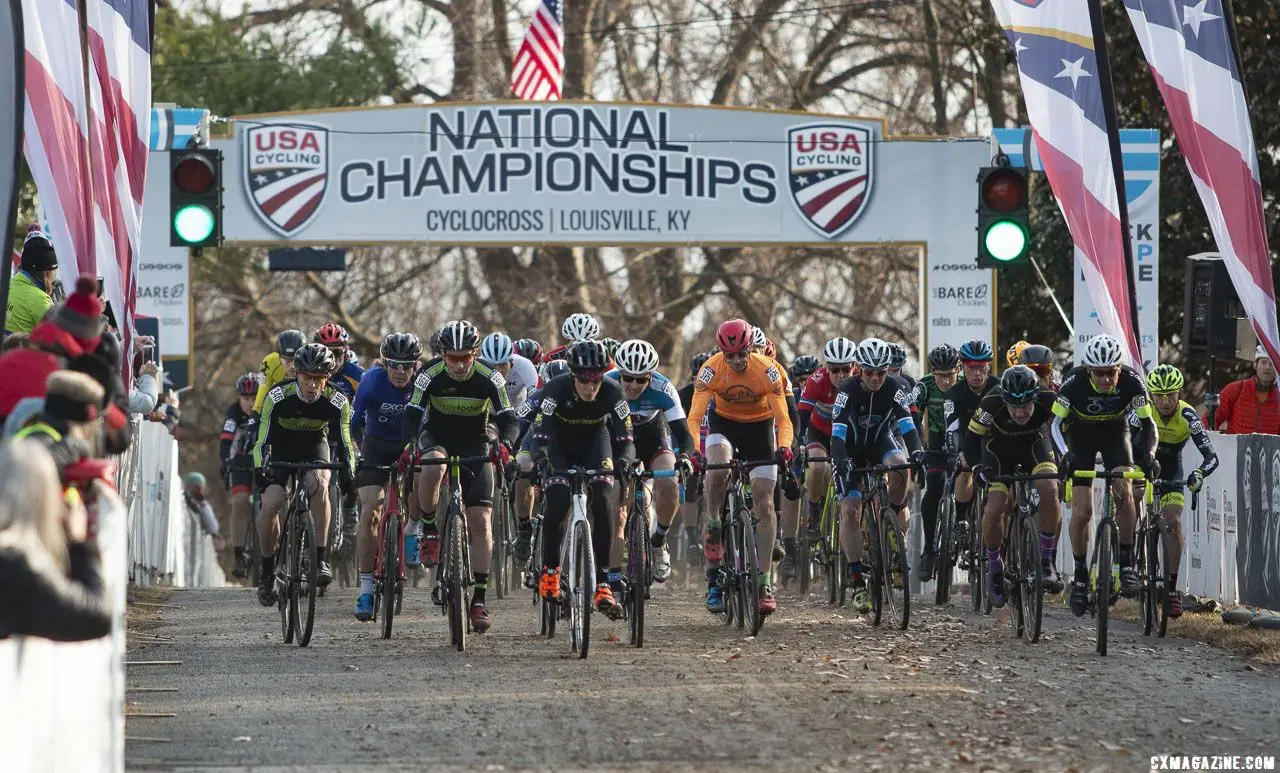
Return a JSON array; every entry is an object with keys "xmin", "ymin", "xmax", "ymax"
[
  {"xmin": 980, "ymin": 167, "xmax": 1028, "ymax": 213},
  {"xmin": 173, "ymin": 153, "xmax": 215, "ymax": 194}
]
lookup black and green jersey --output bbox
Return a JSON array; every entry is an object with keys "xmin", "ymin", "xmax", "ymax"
[
  {"xmin": 400, "ymin": 360, "xmax": 518, "ymax": 448},
  {"xmin": 251, "ymin": 379, "xmax": 355, "ymax": 475},
  {"xmin": 909, "ymin": 373, "xmax": 960, "ymax": 440}
]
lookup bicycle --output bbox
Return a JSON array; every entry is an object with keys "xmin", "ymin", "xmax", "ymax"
[
  {"xmin": 799, "ymin": 454, "xmax": 842, "ymax": 603},
  {"xmin": 1065, "ymin": 468, "xmax": 1149, "ymax": 656},
  {"xmin": 703, "ymin": 456, "xmax": 782, "ymax": 637},
  {"xmin": 491, "ymin": 462, "xmax": 518, "ymax": 600},
  {"xmin": 966, "ymin": 482, "xmax": 990, "ymax": 615},
  {"xmin": 418, "ymin": 452, "xmax": 492, "ymax": 652},
  {"xmin": 261, "ymin": 448, "xmax": 346, "ymax": 648},
  {"xmin": 522, "ymin": 487, "xmax": 557, "ymax": 639},
  {"xmin": 246, "ymin": 483, "xmax": 261, "ymax": 587},
  {"xmin": 1136, "ymin": 479, "xmax": 1184, "ymax": 639},
  {"xmin": 357, "ymin": 462, "xmax": 411, "ymax": 639},
  {"xmin": 843, "ymin": 461, "xmax": 914, "ymax": 630},
  {"xmin": 916, "ymin": 449, "xmax": 960, "ymax": 605},
  {"xmin": 621, "ymin": 465, "xmax": 679, "ymax": 648},
  {"xmin": 988, "ymin": 472, "xmax": 1060, "ymax": 643},
  {"xmin": 541, "ymin": 466, "xmax": 616, "ymax": 659}
]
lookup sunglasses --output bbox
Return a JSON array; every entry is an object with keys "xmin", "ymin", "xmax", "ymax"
[
  {"xmin": 828, "ymin": 365, "xmax": 854, "ymax": 374},
  {"xmin": 723, "ymin": 351, "xmax": 750, "ymax": 361},
  {"xmin": 620, "ymin": 374, "xmax": 650, "ymax": 384},
  {"xmin": 1089, "ymin": 367, "xmax": 1120, "ymax": 378},
  {"xmin": 386, "ymin": 360, "xmax": 416, "ymax": 371},
  {"xmin": 444, "ymin": 351, "xmax": 476, "ymax": 364},
  {"xmin": 862, "ymin": 368, "xmax": 887, "ymax": 378},
  {"xmin": 574, "ymin": 369, "xmax": 605, "ymax": 383}
]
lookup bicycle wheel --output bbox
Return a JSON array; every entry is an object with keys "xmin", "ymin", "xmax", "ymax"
[
  {"xmin": 880, "ymin": 500, "xmax": 910, "ymax": 631},
  {"xmin": 934, "ymin": 495, "xmax": 954, "ymax": 605},
  {"xmin": 381, "ymin": 511, "xmax": 400, "ymax": 640},
  {"xmin": 247, "ymin": 501, "xmax": 261, "ymax": 587},
  {"xmin": 719, "ymin": 518, "xmax": 739, "ymax": 627},
  {"xmin": 797, "ymin": 527, "xmax": 812, "ymax": 596},
  {"xmin": 739, "ymin": 510, "xmax": 762, "ymax": 636},
  {"xmin": 825, "ymin": 535, "xmax": 839, "ymax": 605},
  {"xmin": 1139, "ymin": 518, "xmax": 1157, "ymax": 637},
  {"xmin": 627, "ymin": 501, "xmax": 650, "ymax": 647},
  {"xmin": 571, "ymin": 519, "xmax": 593, "ymax": 659},
  {"xmin": 864, "ymin": 502, "xmax": 884, "ymax": 625},
  {"xmin": 1021, "ymin": 512, "xmax": 1044, "ymax": 643},
  {"xmin": 278, "ymin": 512, "xmax": 294, "ymax": 644},
  {"xmin": 446, "ymin": 505, "xmax": 467, "ymax": 652},
  {"xmin": 492, "ymin": 492, "xmax": 509, "ymax": 601},
  {"xmin": 295, "ymin": 510, "xmax": 318, "ymax": 647},
  {"xmin": 968, "ymin": 500, "xmax": 986, "ymax": 614},
  {"xmin": 1095, "ymin": 520, "xmax": 1113, "ymax": 656},
  {"xmin": 1008, "ymin": 513, "xmax": 1024, "ymax": 639},
  {"xmin": 1154, "ymin": 526, "xmax": 1169, "ymax": 638}
]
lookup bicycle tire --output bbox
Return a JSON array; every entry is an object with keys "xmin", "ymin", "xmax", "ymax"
[
  {"xmin": 934, "ymin": 495, "xmax": 954, "ymax": 605},
  {"xmin": 1022, "ymin": 511, "xmax": 1043, "ymax": 643},
  {"xmin": 1008, "ymin": 511, "xmax": 1024, "ymax": 639},
  {"xmin": 968, "ymin": 497, "xmax": 986, "ymax": 614},
  {"xmin": 627, "ymin": 500, "xmax": 649, "ymax": 647},
  {"xmin": 881, "ymin": 503, "xmax": 910, "ymax": 631},
  {"xmin": 826, "ymin": 535, "xmax": 839, "ymax": 605},
  {"xmin": 1096, "ymin": 520, "xmax": 1113, "ymax": 656},
  {"xmin": 797, "ymin": 529, "xmax": 812, "ymax": 596},
  {"xmin": 865, "ymin": 501, "xmax": 884, "ymax": 625},
  {"xmin": 247, "ymin": 500, "xmax": 261, "ymax": 587},
  {"xmin": 1155, "ymin": 527, "xmax": 1169, "ymax": 638},
  {"xmin": 739, "ymin": 509, "xmax": 763, "ymax": 636},
  {"xmin": 278, "ymin": 512, "xmax": 293, "ymax": 644},
  {"xmin": 381, "ymin": 511, "xmax": 400, "ymax": 640},
  {"xmin": 492, "ymin": 492, "xmax": 508, "ymax": 601},
  {"xmin": 296, "ymin": 510, "xmax": 318, "ymax": 647},
  {"xmin": 1140, "ymin": 518, "xmax": 1158, "ymax": 637},
  {"xmin": 572, "ymin": 519, "xmax": 593, "ymax": 659},
  {"xmin": 447, "ymin": 504, "xmax": 466, "ymax": 652}
]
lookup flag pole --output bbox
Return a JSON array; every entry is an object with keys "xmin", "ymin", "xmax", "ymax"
[{"xmin": 0, "ymin": 0, "xmax": 24, "ymax": 333}]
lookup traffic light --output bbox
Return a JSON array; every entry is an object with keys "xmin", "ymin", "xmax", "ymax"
[
  {"xmin": 169, "ymin": 148, "xmax": 223, "ymax": 248},
  {"xmin": 976, "ymin": 164, "xmax": 1030, "ymax": 267}
]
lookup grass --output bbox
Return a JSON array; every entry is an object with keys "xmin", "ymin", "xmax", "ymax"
[{"xmin": 1110, "ymin": 599, "xmax": 1280, "ymax": 665}]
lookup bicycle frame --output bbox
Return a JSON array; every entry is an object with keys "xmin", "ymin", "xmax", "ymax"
[
  {"xmin": 549, "ymin": 466, "xmax": 613, "ymax": 658},
  {"xmin": 704, "ymin": 457, "xmax": 781, "ymax": 635},
  {"xmin": 844, "ymin": 461, "xmax": 915, "ymax": 630}
]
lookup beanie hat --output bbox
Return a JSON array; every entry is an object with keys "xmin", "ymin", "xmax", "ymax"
[
  {"xmin": 49, "ymin": 275, "xmax": 105, "ymax": 351},
  {"xmin": 20, "ymin": 225, "xmax": 58, "ymax": 272},
  {"xmin": 43, "ymin": 370, "xmax": 106, "ymax": 423}
]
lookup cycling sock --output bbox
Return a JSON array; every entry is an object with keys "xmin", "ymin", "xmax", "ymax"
[
  {"xmin": 261, "ymin": 555, "xmax": 275, "ymax": 581},
  {"xmin": 472, "ymin": 574, "xmax": 488, "ymax": 605},
  {"xmin": 359, "ymin": 572, "xmax": 374, "ymax": 596},
  {"xmin": 651, "ymin": 530, "xmax": 667, "ymax": 549},
  {"xmin": 987, "ymin": 547, "xmax": 1003, "ymax": 572},
  {"xmin": 1168, "ymin": 572, "xmax": 1178, "ymax": 586},
  {"xmin": 1073, "ymin": 554, "xmax": 1087, "ymax": 579},
  {"xmin": 848, "ymin": 561, "xmax": 863, "ymax": 581},
  {"xmin": 1117, "ymin": 542, "xmax": 1133, "ymax": 568},
  {"xmin": 596, "ymin": 569, "xmax": 610, "ymax": 585},
  {"xmin": 421, "ymin": 510, "xmax": 437, "ymax": 529},
  {"xmin": 608, "ymin": 568, "xmax": 623, "ymax": 588},
  {"xmin": 654, "ymin": 521, "xmax": 670, "ymax": 537},
  {"xmin": 1040, "ymin": 531, "xmax": 1057, "ymax": 560},
  {"xmin": 783, "ymin": 537, "xmax": 798, "ymax": 557},
  {"xmin": 316, "ymin": 546, "xmax": 328, "ymax": 563},
  {"xmin": 807, "ymin": 499, "xmax": 822, "ymax": 523}
]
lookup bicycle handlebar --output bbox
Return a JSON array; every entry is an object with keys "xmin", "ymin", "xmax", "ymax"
[
  {"xmin": 702, "ymin": 458, "xmax": 782, "ymax": 471},
  {"xmin": 988, "ymin": 472, "xmax": 1062, "ymax": 483},
  {"xmin": 414, "ymin": 455, "xmax": 493, "ymax": 465},
  {"xmin": 843, "ymin": 461, "xmax": 917, "ymax": 474},
  {"xmin": 267, "ymin": 461, "xmax": 347, "ymax": 471},
  {"xmin": 1068, "ymin": 469, "xmax": 1146, "ymax": 481}
]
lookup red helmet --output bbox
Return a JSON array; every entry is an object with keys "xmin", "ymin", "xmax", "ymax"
[
  {"xmin": 235, "ymin": 372, "xmax": 258, "ymax": 396},
  {"xmin": 315, "ymin": 323, "xmax": 350, "ymax": 347},
  {"xmin": 716, "ymin": 318, "xmax": 752, "ymax": 354},
  {"xmin": 762, "ymin": 338, "xmax": 777, "ymax": 360}
]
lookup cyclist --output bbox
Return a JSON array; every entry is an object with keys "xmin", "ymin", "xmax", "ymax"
[
  {"xmin": 1018, "ymin": 344, "xmax": 1058, "ymax": 390},
  {"xmin": 399, "ymin": 320, "xmax": 517, "ymax": 633},
  {"xmin": 678, "ymin": 351, "xmax": 713, "ymax": 415},
  {"xmin": 606, "ymin": 339, "xmax": 696, "ymax": 584},
  {"xmin": 790, "ymin": 355, "xmax": 821, "ymax": 401},
  {"xmin": 750, "ymin": 328, "xmax": 804, "ymax": 569},
  {"xmin": 222, "ymin": 372, "xmax": 259, "ymax": 579},
  {"xmin": 1146, "ymin": 364, "xmax": 1218, "ymax": 618},
  {"xmin": 252, "ymin": 329, "xmax": 306, "ymax": 414},
  {"xmin": 795, "ymin": 336, "xmax": 857, "ymax": 563},
  {"xmin": 480, "ymin": 331, "xmax": 538, "ymax": 408},
  {"xmin": 511, "ymin": 359, "xmax": 572, "ymax": 561},
  {"xmin": 1006, "ymin": 340, "xmax": 1030, "ymax": 368},
  {"xmin": 530, "ymin": 340, "xmax": 635, "ymax": 619},
  {"xmin": 687, "ymin": 318, "xmax": 794, "ymax": 617},
  {"xmin": 315, "ymin": 323, "xmax": 365, "ymax": 401},
  {"xmin": 250, "ymin": 343, "xmax": 356, "ymax": 606},
  {"xmin": 677, "ymin": 350, "xmax": 713, "ymax": 562},
  {"xmin": 1050, "ymin": 333, "xmax": 1158, "ymax": 615},
  {"xmin": 965, "ymin": 366, "xmax": 1062, "ymax": 605},
  {"xmin": 887, "ymin": 342, "xmax": 914, "ymax": 388},
  {"xmin": 514, "ymin": 338, "xmax": 544, "ymax": 368},
  {"xmin": 350, "ymin": 333, "xmax": 422, "ymax": 622},
  {"xmin": 910, "ymin": 343, "xmax": 960, "ymax": 580},
  {"xmin": 830, "ymin": 338, "xmax": 923, "ymax": 613},
  {"xmin": 943, "ymin": 339, "xmax": 997, "ymax": 567},
  {"xmin": 544, "ymin": 312, "xmax": 600, "ymax": 362}
]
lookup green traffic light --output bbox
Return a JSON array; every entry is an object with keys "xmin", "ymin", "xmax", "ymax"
[
  {"xmin": 984, "ymin": 219, "xmax": 1028, "ymax": 262},
  {"xmin": 174, "ymin": 204, "xmax": 215, "ymax": 244}
]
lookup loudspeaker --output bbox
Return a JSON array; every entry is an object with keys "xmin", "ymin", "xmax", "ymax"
[{"xmin": 1183, "ymin": 255, "xmax": 1244, "ymax": 358}]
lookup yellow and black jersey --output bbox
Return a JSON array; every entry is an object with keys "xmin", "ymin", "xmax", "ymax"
[
  {"xmin": 251, "ymin": 379, "xmax": 355, "ymax": 476},
  {"xmin": 963, "ymin": 389, "xmax": 1056, "ymax": 463},
  {"xmin": 400, "ymin": 359, "xmax": 517, "ymax": 448},
  {"xmin": 1153, "ymin": 399, "xmax": 1218, "ymax": 475}
]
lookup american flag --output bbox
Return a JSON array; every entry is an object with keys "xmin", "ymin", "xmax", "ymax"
[
  {"xmin": 1123, "ymin": 0, "xmax": 1280, "ymax": 365},
  {"xmin": 989, "ymin": 0, "xmax": 1143, "ymax": 370},
  {"xmin": 510, "ymin": 0, "xmax": 564, "ymax": 101}
]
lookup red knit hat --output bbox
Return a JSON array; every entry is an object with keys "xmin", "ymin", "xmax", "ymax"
[{"xmin": 50, "ymin": 275, "xmax": 105, "ymax": 351}]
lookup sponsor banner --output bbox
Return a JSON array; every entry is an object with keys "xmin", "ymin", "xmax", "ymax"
[
  {"xmin": 1236, "ymin": 434, "xmax": 1280, "ymax": 610},
  {"xmin": 992, "ymin": 128, "xmax": 1160, "ymax": 368},
  {"xmin": 137, "ymin": 150, "xmax": 192, "ymax": 387},
  {"xmin": 924, "ymin": 260, "xmax": 995, "ymax": 353}
]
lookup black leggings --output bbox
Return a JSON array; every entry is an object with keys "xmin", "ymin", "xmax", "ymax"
[{"xmin": 541, "ymin": 430, "xmax": 616, "ymax": 575}]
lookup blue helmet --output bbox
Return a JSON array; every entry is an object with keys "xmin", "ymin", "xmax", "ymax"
[{"xmin": 958, "ymin": 339, "xmax": 993, "ymax": 363}]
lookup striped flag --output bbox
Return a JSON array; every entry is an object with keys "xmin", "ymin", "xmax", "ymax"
[
  {"xmin": 510, "ymin": 0, "xmax": 564, "ymax": 101},
  {"xmin": 1122, "ymin": 0, "xmax": 1280, "ymax": 365},
  {"xmin": 989, "ymin": 0, "xmax": 1144, "ymax": 370}
]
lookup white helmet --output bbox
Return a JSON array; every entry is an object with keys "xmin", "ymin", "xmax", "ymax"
[
  {"xmin": 750, "ymin": 325, "xmax": 768, "ymax": 349},
  {"xmin": 561, "ymin": 313, "xmax": 600, "ymax": 342},
  {"xmin": 822, "ymin": 336, "xmax": 857, "ymax": 366},
  {"xmin": 855, "ymin": 337, "xmax": 893, "ymax": 369},
  {"xmin": 614, "ymin": 339, "xmax": 659, "ymax": 376},
  {"xmin": 480, "ymin": 332, "xmax": 513, "ymax": 365},
  {"xmin": 1082, "ymin": 333, "xmax": 1122, "ymax": 368}
]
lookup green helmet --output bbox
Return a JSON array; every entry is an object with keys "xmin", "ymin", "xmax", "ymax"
[{"xmin": 1146, "ymin": 364, "xmax": 1184, "ymax": 394}]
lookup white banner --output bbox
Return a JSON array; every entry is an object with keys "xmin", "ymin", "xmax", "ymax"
[{"xmin": 137, "ymin": 150, "xmax": 191, "ymax": 360}]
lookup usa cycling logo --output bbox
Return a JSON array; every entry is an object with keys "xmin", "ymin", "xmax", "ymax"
[
  {"xmin": 1011, "ymin": 0, "xmax": 1046, "ymax": 7},
  {"xmin": 244, "ymin": 123, "xmax": 330, "ymax": 237},
  {"xmin": 787, "ymin": 122, "xmax": 875, "ymax": 239}
]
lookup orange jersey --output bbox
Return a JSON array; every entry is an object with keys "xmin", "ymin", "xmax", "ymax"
[{"xmin": 687, "ymin": 352, "xmax": 793, "ymax": 448}]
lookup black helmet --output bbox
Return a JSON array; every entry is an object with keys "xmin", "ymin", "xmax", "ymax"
[
  {"xmin": 791, "ymin": 355, "xmax": 820, "ymax": 380},
  {"xmin": 566, "ymin": 340, "xmax": 609, "ymax": 371},
  {"xmin": 293, "ymin": 342, "xmax": 336, "ymax": 376},
  {"xmin": 540, "ymin": 359, "xmax": 571, "ymax": 382},
  {"xmin": 514, "ymin": 338, "xmax": 543, "ymax": 364},
  {"xmin": 927, "ymin": 343, "xmax": 959, "ymax": 371},
  {"xmin": 690, "ymin": 350, "xmax": 713, "ymax": 377},
  {"xmin": 428, "ymin": 330, "xmax": 443, "ymax": 356},
  {"xmin": 999, "ymin": 365, "xmax": 1040, "ymax": 406},
  {"xmin": 437, "ymin": 320, "xmax": 480, "ymax": 352},
  {"xmin": 276, "ymin": 329, "xmax": 306, "ymax": 358},
  {"xmin": 887, "ymin": 342, "xmax": 908, "ymax": 368},
  {"xmin": 236, "ymin": 372, "xmax": 259, "ymax": 396},
  {"xmin": 380, "ymin": 332, "xmax": 422, "ymax": 362},
  {"xmin": 600, "ymin": 337, "xmax": 621, "ymax": 359},
  {"xmin": 1019, "ymin": 344, "xmax": 1053, "ymax": 370}
]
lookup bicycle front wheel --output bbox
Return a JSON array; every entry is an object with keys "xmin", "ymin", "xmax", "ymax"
[
  {"xmin": 492, "ymin": 492, "xmax": 509, "ymax": 600},
  {"xmin": 864, "ymin": 504, "xmax": 884, "ymax": 626},
  {"xmin": 881, "ymin": 505, "xmax": 910, "ymax": 631},
  {"xmin": 934, "ymin": 495, "xmax": 954, "ymax": 605},
  {"xmin": 278, "ymin": 516, "xmax": 293, "ymax": 644},
  {"xmin": 381, "ymin": 511, "xmax": 400, "ymax": 640},
  {"xmin": 447, "ymin": 506, "xmax": 467, "ymax": 652},
  {"xmin": 295, "ymin": 511, "xmax": 318, "ymax": 647},
  {"xmin": 571, "ymin": 519, "xmax": 593, "ymax": 659},
  {"xmin": 1095, "ymin": 521, "xmax": 1113, "ymax": 657},
  {"xmin": 739, "ymin": 511, "xmax": 762, "ymax": 636},
  {"xmin": 627, "ymin": 502, "xmax": 650, "ymax": 647},
  {"xmin": 1021, "ymin": 512, "xmax": 1043, "ymax": 643}
]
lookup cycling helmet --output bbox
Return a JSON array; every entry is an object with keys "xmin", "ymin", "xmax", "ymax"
[
  {"xmin": 614, "ymin": 339, "xmax": 659, "ymax": 375},
  {"xmin": 600, "ymin": 337, "xmax": 621, "ymax": 360},
  {"xmin": 293, "ymin": 342, "xmax": 336, "ymax": 376},
  {"xmin": 275, "ymin": 329, "xmax": 306, "ymax": 359},
  {"xmin": 540, "ymin": 359, "xmax": 571, "ymax": 382},
  {"xmin": 792, "ymin": 355, "xmax": 821, "ymax": 379},
  {"xmin": 380, "ymin": 332, "xmax": 422, "ymax": 362},
  {"xmin": 888, "ymin": 342, "xmax": 908, "ymax": 369},
  {"xmin": 716, "ymin": 319, "xmax": 752, "ymax": 353},
  {"xmin": 514, "ymin": 338, "xmax": 543, "ymax": 364},
  {"xmin": 438, "ymin": 320, "xmax": 480, "ymax": 352},
  {"xmin": 822, "ymin": 337, "xmax": 857, "ymax": 366},
  {"xmin": 1146, "ymin": 363, "xmax": 1185, "ymax": 394},
  {"xmin": 561, "ymin": 313, "xmax": 600, "ymax": 342},
  {"xmin": 1006, "ymin": 339, "xmax": 1030, "ymax": 367},
  {"xmin": 762, "ymin": 338, "xmax": 777, "ymax": 359},
  {"xmin": 480, "ymin": 332, "xmax": 514, "ymax": 365},
  {"xmin": 958, "ymin": 339, "xmax": 993, "ymax": 363},
  {"xmin": 1019, "ymin": 344, "xmax": 1053, "ymax": 374},
  {"xmin": 236, "ymin": 372, "xmax": 259, "ymax": 396},
  {"xmin": 999, "ymin": 365, "xmax": 1040, "ymax": 406},
  {"xmin": 854, "ymin": 338, "xmax": 894, "ymax": 370},
  {"xmin": 690, "ymin": 350, "xmax": 713, "ymax": 376},
  {"xmin": 314, "ymin": 323, "xmax": 350, "ymax": 347},
  {"xmin": 750, "ymin": 326, "xmax": 768, "ymax": 350},
  {"xmin": 566, "ymin": 340, "xmax": 609, "ymax": 372},
  {"xmin": 927, "ymin": 343, "xmax": 960, "ymax": 371},
  {"xmin": 428, "ymin": 330, "xmax": 443, "ymax": 356},
  {"xmin": 1082, "ymin": 333, "xmax": 1123, "ymax": 368}
]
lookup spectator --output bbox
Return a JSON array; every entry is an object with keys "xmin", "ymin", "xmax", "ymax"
[
  {"xmin": 182, "ymin": 473, "xmax": 221, "ymax": 539},
  {"xmin": 3, "ymin": 226, "xmax": 58, "ymax": 335},
  {"xmin": 66, "ymin": 330, "xmax": 133, "ymax": 455},
  {"xmin": 1212, "ymin": 345, "xmax": 1280, "ymax": 435},
  {"xmin": 12, "ymin": 371, "xmax": 107, "ymax": 479},
  {"xmin": 0, "ymin": 440, "xmax": 111, "ymax": 642},
  {"xmin": 1, "ymin": 332, "xmax": 30, "ymax": 353},
  {"xmin": 130, "ymin": 359, "xmax": 160, "ymax": 415}
]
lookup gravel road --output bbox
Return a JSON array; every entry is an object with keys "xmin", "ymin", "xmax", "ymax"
[{"xmin": 125, "ymin": 576, "xmax": 1280, "ymax": 772}]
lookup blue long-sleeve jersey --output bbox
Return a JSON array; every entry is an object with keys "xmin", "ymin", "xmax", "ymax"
[{"xmin": 351, "ymin": 365, "xmax": 414, "ymax": 443}]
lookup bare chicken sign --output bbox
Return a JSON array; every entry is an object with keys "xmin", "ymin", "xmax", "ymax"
[{"xmin": 216, "ymin": 101, "xmax": 984, "ymax": 250}]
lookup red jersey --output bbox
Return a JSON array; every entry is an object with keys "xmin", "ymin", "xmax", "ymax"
[{"xmin": 798, "ymin": 367, "xmax": 842, "ymax": 436}]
